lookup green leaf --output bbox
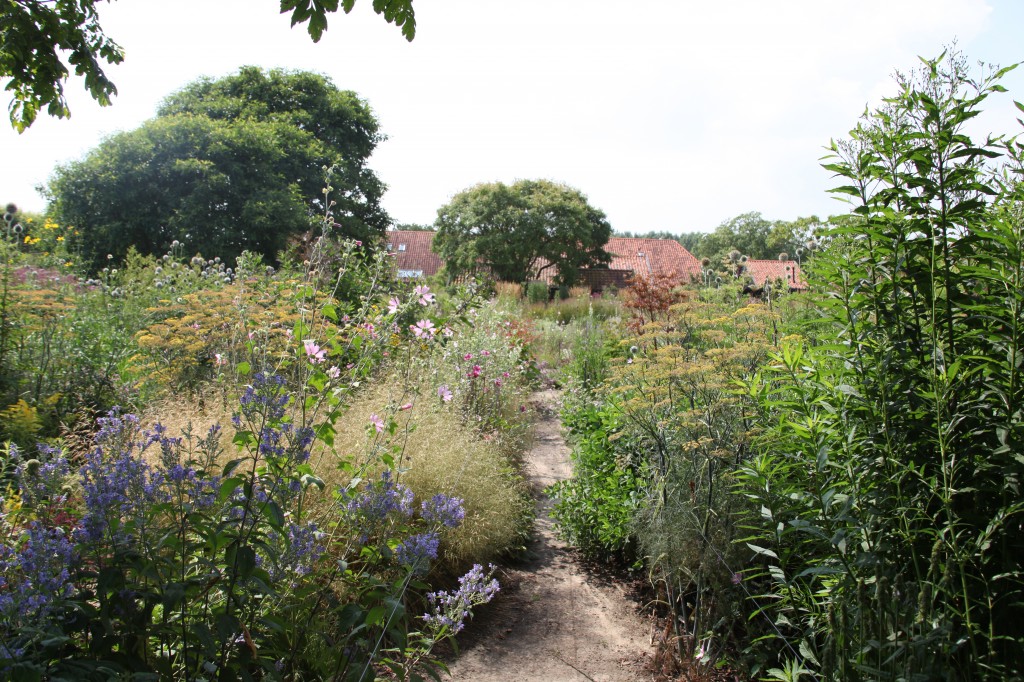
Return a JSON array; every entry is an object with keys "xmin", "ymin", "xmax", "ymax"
[
  {"xmin": 366, "ymin": 604, "xmax": 388, "ymax": 626},
  {"xmin": 219, "ymin": 476, "xmax": 244, "ymax": 501},
  {"xmin": 264, "ymin": 500, "xmax": 286, "ymax": 528},
  {"xmin": 746, "ymin": 543, "xmax": 779, "ymax": 560}
]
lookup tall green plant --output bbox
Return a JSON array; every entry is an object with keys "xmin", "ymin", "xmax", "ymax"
[{"xmin": 737, "ymin": 51, "xmax": 1024, "ymax": 680}]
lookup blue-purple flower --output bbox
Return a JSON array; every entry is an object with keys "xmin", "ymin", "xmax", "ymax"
[
  {"xmin": 422, "ymin": 563, "xmax": 500, "ymax": 634},
  {"xmin": 421, "ymin": 494, "xmax": 465, "ymax": 528},
  {"xmin": 0, "ymin": 523, "xmax": 77, "ymax": 622},
  {"xmin": 342, "ymin": 471, "xmax": 414, "ymax": 523},
  {"xmin": 78, "ymin": 408, "xmax": 167, "ymax": 544},
  {"xmin": 394, "ymin": 532, "xmax": 439, "ymax": 573}
]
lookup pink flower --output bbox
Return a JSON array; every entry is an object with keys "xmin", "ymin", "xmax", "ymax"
[
  {"xmin": 442, "ymin": 326, "xmax": 454, "ymax": 337},
  {"xmin": 437, "ymin": 385, "xmax": 452, "ymax": 402},
  {"xmin": 467, "ymin": 365, "xmax": 482, "ymax": 379},
  {"xmin": 494, "ymin": 378, "xmax": 502, "ymax": 387},
  {"xmin": 463, "ymin": 353, "xmax": 473, "ymax": 361},
  {"xmin": 247, "ymin": 331, "xmax": 255, "ymax": 340},
  {"xmin": 388, "ymin": 297, "xmax": 400, "ymax": 315},
  {"xmin": 502, "ymin": 371, "xmax": 510, "ymax": 378},
  {"xmin": 481, "ymin": 350, "xmax": 491, "ymax": 357},
  {"xmin": 285, "ymin": 329, "xmax": 294, "ymax": 339},
  {"xmin": 411, "ymin": 319, "xmax": 436, "ymax": 339},
  {"xmin": 370, "ymin": 414, "xmax": 385, "ymax": 434},
  {"xmin": 214, "ymin": 353, "xmax": 227, "ymax": 367},
  {"xmin": 399, "ymin": 403, "xmax": 413, "ymax": 411},
  {"xmin": 354, "ymin": 240, "xmax": 362, "ymax": 247},
  {"xmin": 191, "ymin": 322, "xmax": 201, "ymax": 330},
  {"xmin": 303, "ymin": 339, "xmax": 326, "ymax": 364},
  {"xmin": 414, "ymin": 285, "xmax": 435, "ymax": 306},
  {"xmin": 327, "ymin": 365, "xmax": 341, "ymax": 379}
]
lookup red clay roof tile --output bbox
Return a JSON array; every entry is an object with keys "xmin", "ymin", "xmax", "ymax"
[{"xmin": 742, "ymin": 259, "xmax": 806, "ymax": 289}]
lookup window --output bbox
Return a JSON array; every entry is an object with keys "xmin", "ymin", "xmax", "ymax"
[{"xmin": 398, "ymin": 244, "xmax": 407, "ymax": 251}]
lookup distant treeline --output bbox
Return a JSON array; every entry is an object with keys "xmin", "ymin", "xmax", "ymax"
[{"xmin": 616, "ymin": 211, "xmax": 835, "ymax": 262}]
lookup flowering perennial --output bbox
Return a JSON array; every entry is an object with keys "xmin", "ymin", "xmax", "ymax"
[
  {"xmin": 421, "ymin": 493, "xmax": 465, "ymax": 528},
  {"xmin": 422, "ymin": 564, "xmax": 500, "ymax": 635}
]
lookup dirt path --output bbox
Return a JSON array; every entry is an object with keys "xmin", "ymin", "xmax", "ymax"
[{"xmin": 447, "ymin": 389, "xmax": 654, "ymax": 681}]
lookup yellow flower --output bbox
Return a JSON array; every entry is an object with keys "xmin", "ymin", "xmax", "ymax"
[
  {"xmin": 56, "ymin": 236, "xmax": 64, "ymax": 242},
  {"xmin": 64, "ymin": 261, "xmax": 73, "ymax": 267}
]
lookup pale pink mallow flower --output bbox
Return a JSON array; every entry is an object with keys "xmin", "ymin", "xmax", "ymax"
[
  {"xmin": 414, "ymin": 285, "xmax": 435, "ymax": 306},
  {"xmin": 303, "ymin": 339, "xmax": 326, "ymax": 364},
  {"xmin": 411, "ymin": 319, "xmax": 436, "ymax": 339}
]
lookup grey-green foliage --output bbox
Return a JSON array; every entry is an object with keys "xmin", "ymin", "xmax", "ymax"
[
  {"xmin": 737, "ymin": 51, "xmax": 1024, "ymax": 680},
  {"xmin": 566, "ymin": 314, "xmax": 610, "ymax": 391}
]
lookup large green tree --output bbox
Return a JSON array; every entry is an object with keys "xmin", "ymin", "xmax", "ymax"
[
  {"xmin": 2, "ymin": 0, "xmax": 415, "ymax": 131},
  {"xmin": 433, "ymin": 180, "xmax": 612, "ymax": 285},
  {"xmin": 47, "ymin": 67, "xmax": 389, "ymax": 270}
]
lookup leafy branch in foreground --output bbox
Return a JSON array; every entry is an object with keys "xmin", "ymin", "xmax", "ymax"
[
  {"xmin": 2, "ymin": 0, "xmax": 416, "ymax": 131},
  {"xmin": 1, "ymin": 0, "xmax": 123, "ymax": 131}
]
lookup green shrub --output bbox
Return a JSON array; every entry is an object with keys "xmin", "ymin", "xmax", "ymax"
[
  {"xmin": 565, "ymin": 315, "xmax": 611, "ymax": 391},
  {"xmin": 525, "ymin": 280, "xmax": 548, "ymax": 304},
  {"xmin": 736, "ymin": 51, "xmax": 1024, "ymax": 680},
  {"xmin": 550, "ymin": 399, "xmax": 644, "ymax": 563}
]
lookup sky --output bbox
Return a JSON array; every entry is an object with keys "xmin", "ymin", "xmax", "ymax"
[{"xmin": 3, "ymin": 0, "xmax": 1024, "ymax": 235}]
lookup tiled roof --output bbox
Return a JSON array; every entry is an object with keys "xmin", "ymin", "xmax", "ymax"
[
  {"xmin": 743, "ymin": 259, "xmax": 806, "ymax": 290},
  {"xmin": 381, "ymin": 230, "xmax": 706, "ymax": 286},
  {"xmin": 603, "ymin": 237, "xmax": 703, "ymax": 281},
  {"xmin": 385, "ymin": 230, "xmax": 443, "ymax": 278}
]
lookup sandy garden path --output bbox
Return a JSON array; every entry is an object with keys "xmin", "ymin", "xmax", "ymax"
[{"xmin": 447, "ymin": 389, "xmax": 655, "ymax": 682}]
